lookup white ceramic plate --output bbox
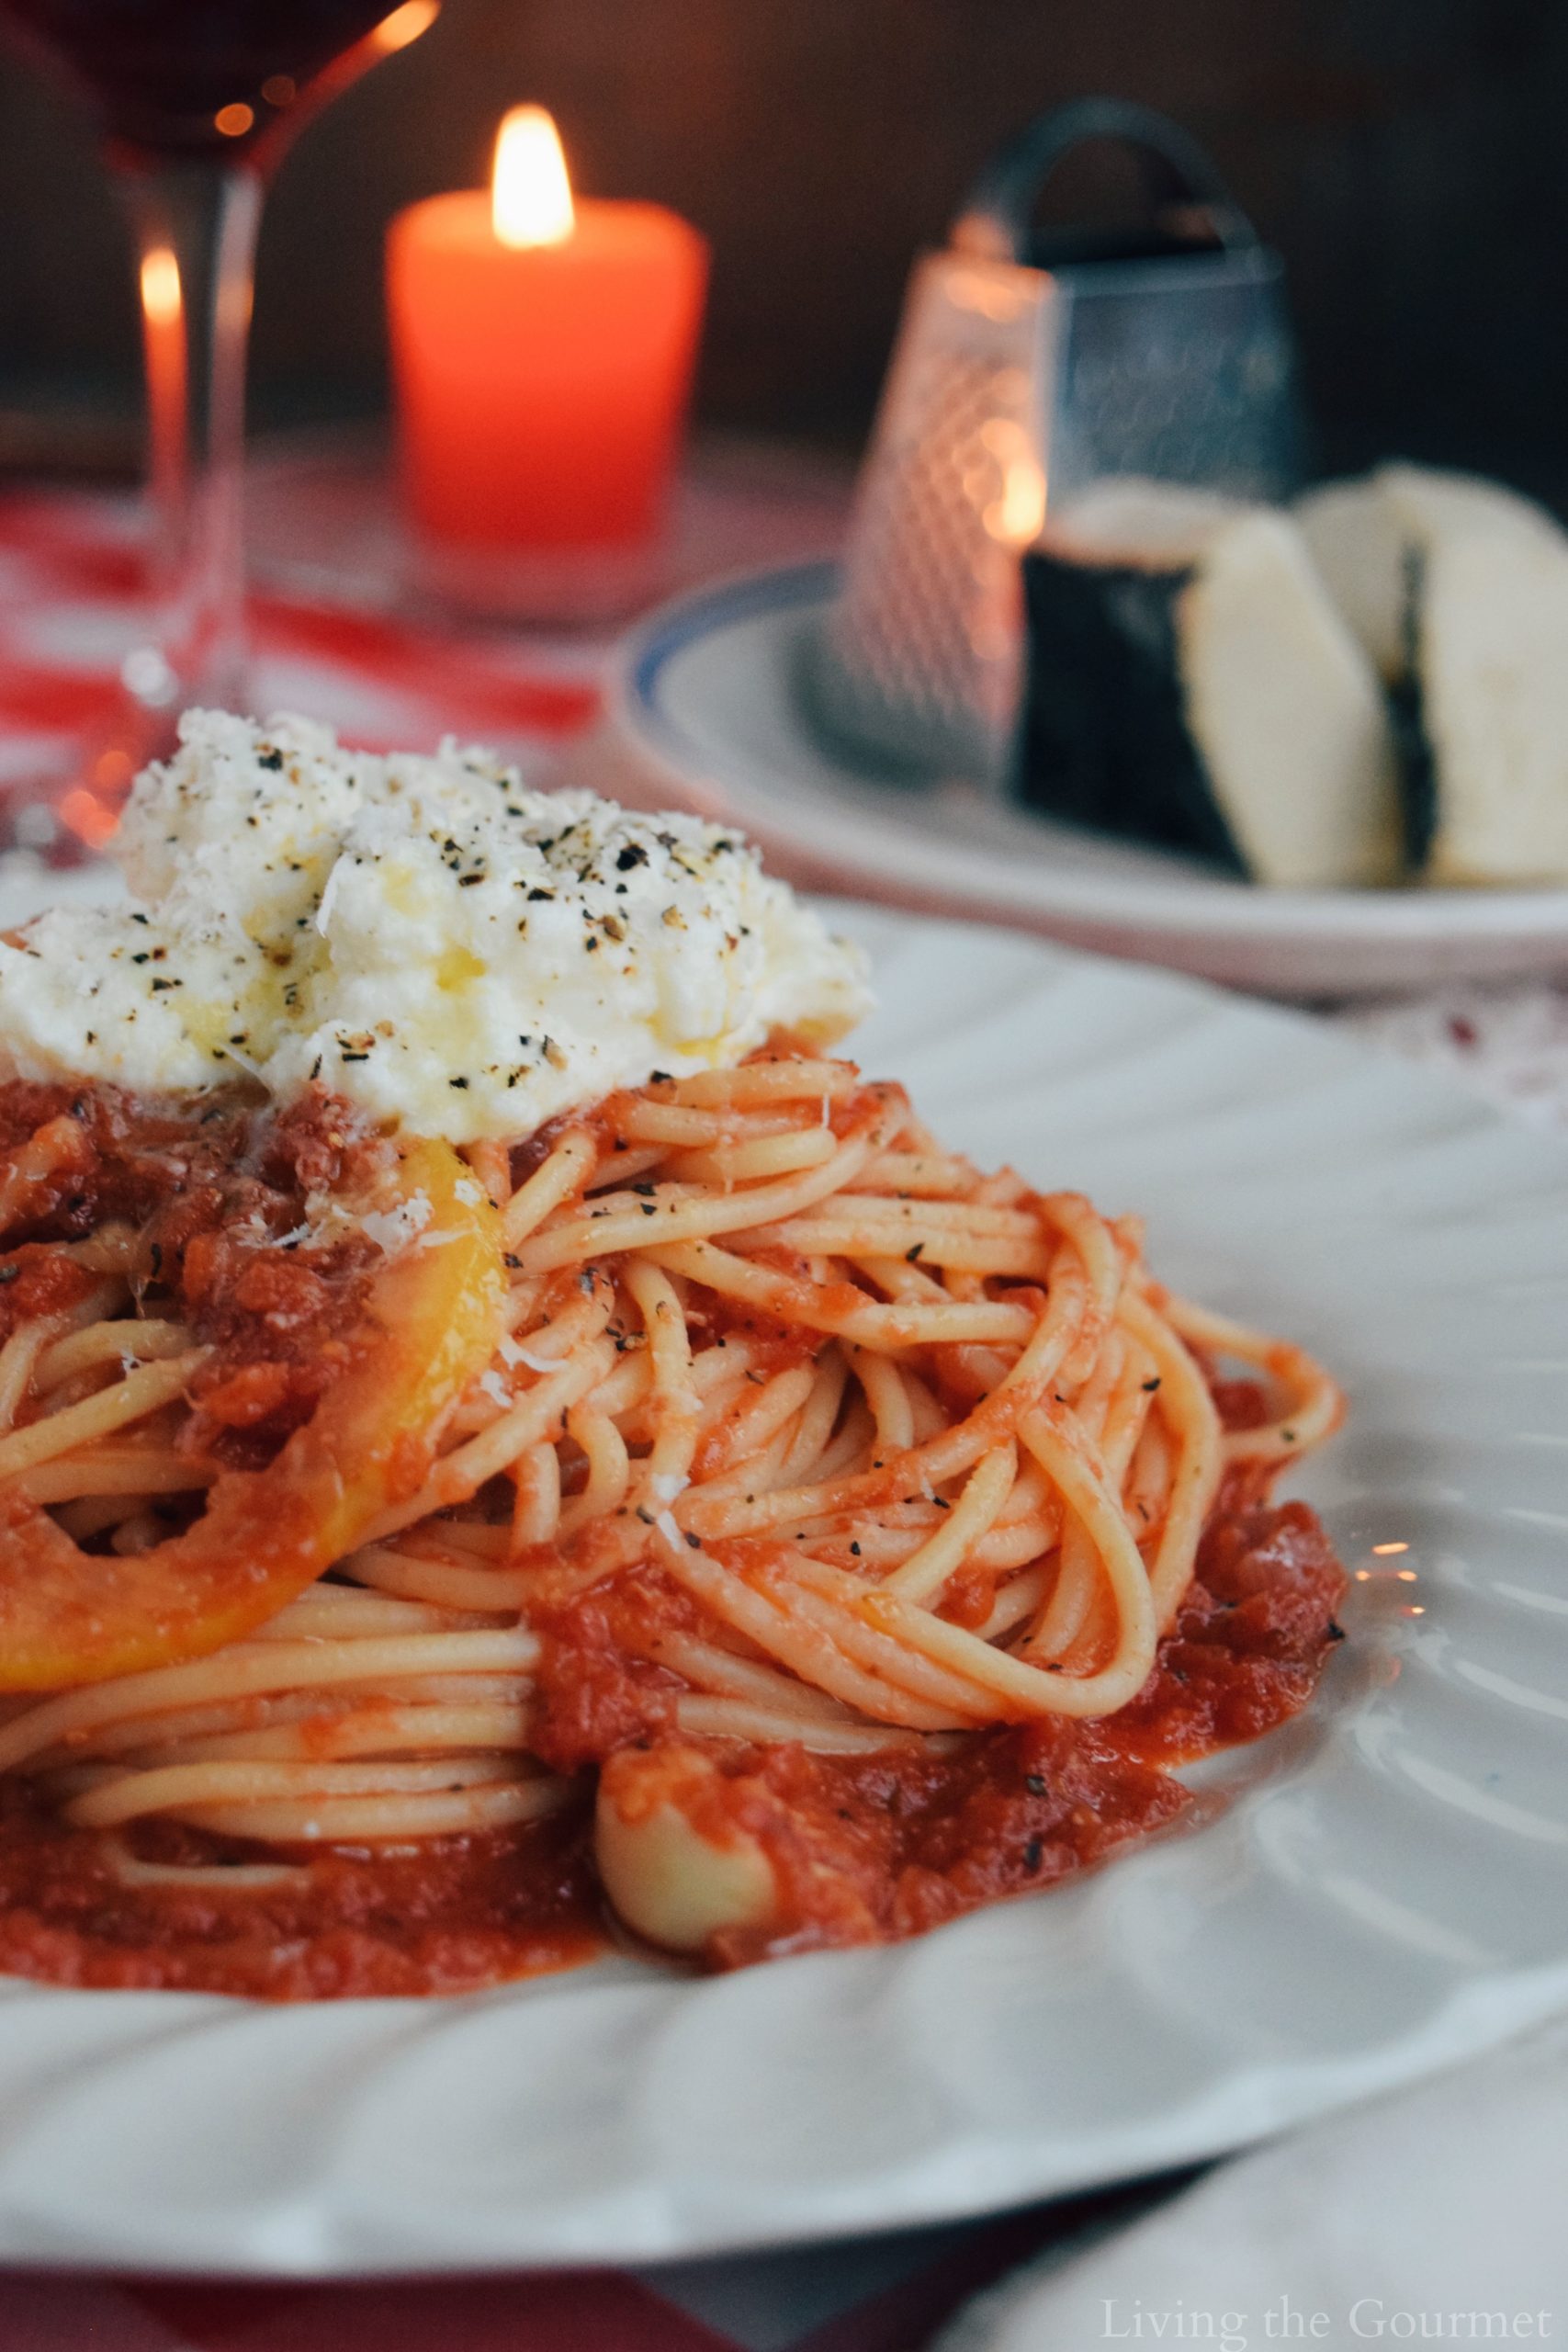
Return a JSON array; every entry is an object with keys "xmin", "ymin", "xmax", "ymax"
[
  {"xmin": 591, "ymin": 564, "xmax": 1568, "ymax": 996},
  {"xmin": 1, "ymin": 902, "xmax": 1566, "ymax": 2276}
]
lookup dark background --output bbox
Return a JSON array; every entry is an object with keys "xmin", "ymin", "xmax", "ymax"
[{"xmin": 0, "ymin": 0, "xmax": 1565, "ymax": 499}]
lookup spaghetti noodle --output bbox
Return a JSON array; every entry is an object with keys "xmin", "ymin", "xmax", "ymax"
[{"xmin": 0, "ymin": 1050, "xmax": 1347, "ymax": 1992}]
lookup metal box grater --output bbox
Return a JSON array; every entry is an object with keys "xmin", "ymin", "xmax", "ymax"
[{"xmin": 809, "ymin": 99, "xmax": 1305, "ymax": 786}]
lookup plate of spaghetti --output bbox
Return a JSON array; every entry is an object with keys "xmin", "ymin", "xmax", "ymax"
[{"xmin": 0, "ymin": 711, "xmax": 1562, "ymax": 2274}]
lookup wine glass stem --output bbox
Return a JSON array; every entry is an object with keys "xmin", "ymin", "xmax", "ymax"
[{"xmin": 119, "ymin": 161, "xmax": 263, "ymax": 721}]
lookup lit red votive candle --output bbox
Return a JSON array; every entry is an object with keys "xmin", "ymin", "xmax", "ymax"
[{"xmin": 388, "ymin": 107, "xmax": 708, "ymax": 563}]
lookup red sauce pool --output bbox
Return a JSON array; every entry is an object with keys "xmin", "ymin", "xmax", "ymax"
[{"xmin": 0, "ymin": 1796, "xmax": 601, "ymax": 1998}]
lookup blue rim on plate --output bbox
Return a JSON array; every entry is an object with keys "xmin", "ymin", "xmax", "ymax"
[{"xmin": 630, "ymin": 559, "xmax": 840, "ymax": 709}]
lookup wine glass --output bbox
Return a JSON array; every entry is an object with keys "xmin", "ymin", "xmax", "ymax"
[{"xmin": 0, "ymin": 0, "xmax": 439, "ymax": 847}]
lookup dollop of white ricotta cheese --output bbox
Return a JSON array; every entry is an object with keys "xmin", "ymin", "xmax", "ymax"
[{"xmin": 0, "ymin": 710, "xmax": 873, "ymax": 1139}]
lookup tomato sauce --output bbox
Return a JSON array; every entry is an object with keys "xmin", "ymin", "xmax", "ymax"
[
  {"xmin": 0, "ymin": 1475, "xmax": 1343, "ymax": 1996},
  {"xmin": 0, "ymin": 1790, "xmax": 601, "ymax": 1997},
  {"xmin": 0, "ymin": 1081, "xmax": 391, "ymax": 1466},
  {"xmin": 657, "ymin": 1487, "xmax": 1346, "ymax": 1971},
  {"xmin": 0, "ymin": 1081, "xmax": 1348, "ymax": 1998}
]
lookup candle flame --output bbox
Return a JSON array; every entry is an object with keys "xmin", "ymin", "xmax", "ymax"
[
  {"xmin": 140, "ymin": 246, "xmax": 182, "ymax": 329},
  {"xmin": 492, "ymin": 105, "xmax": 575, "ymax": 248}
]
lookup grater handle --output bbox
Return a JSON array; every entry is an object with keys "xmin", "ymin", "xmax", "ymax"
[{"xmin": 953, "ymin": 97, "xmax": 1257, "ymax": 264}]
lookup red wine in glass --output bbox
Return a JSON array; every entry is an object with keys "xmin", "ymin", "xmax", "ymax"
[
  {"xmin": 0, "ymin": 0, "xmax": 436, "ymax": 844},
  {"xmin": 0, "ymin": 0, "xmax": 416, "ymax": 162}
]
